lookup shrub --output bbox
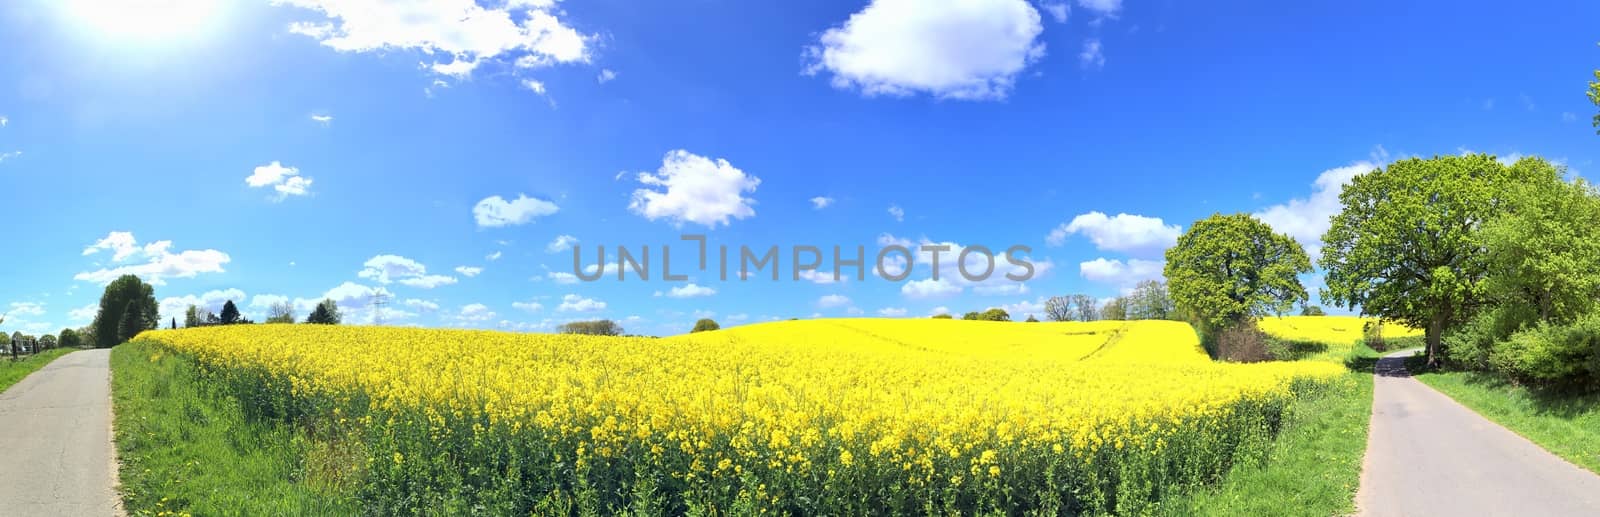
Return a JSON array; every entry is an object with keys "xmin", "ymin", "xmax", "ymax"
[
  {"xmin": 1491, "ymin": 313, "xmax": 1600, "ymax": 387},
  {"xmin": 1213, "ymin": 322, "xmax": 1272, "ymax": 363},
  {"xmin": 931, "ymin": 314, "xmax": 953, "ymax": 319},
  {"xmin": 558, "ymin": 319, "xmax": 623, "ymax": 336},
  {"xmin": 1362, "ymin": 320, "xmax": 1385, "ymax": 351},
  {"xmin": 691, "ymin": 318, "xmax": 720, "ymax": 333}
]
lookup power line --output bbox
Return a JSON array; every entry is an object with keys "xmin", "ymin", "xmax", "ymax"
[{"xmin": 370, "ymin": 291, "xmax": 390, "ymax": 325}]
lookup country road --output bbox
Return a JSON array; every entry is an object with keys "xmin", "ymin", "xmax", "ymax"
[
  {"xmin": 0, "ymin": 349, "xmax": 119, "ymax": 516},
  {"xmin": 1358, "ymin": 350, "xmax": 1600, "ymax": 516}
]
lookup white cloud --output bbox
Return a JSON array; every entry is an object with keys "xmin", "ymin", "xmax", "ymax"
[
  {"xmin": 159, "ymin": 289, "xmax": 247, "ymax": 322},
  {"xmin": 474, "ymin": 194, "xmax": 559, "ymax": 227},
  {"xmin": 558, "ymin": 294, "xmax": 606, "ymax": 312},
  {"xmin": 512, "ymin": 300, "xmax": 543, "ymax": 312},
  {"xmin": 546, "ymin": 234, "xmax": 578, "ymax": 253},
  {"xmin": 249, "ymin": 294, "xmax": 290, "ymax": 311},
  {"xmin": 358, "ymin": 254, "xmax": 457, "ymax": 288},
  {"xmin": 803, "ymin": 0, "xmax": 1046, "ymax": 100},
  {"xmin": 0, "ymin": 151, "xmax": 20, "ymax": 163},
  {"xmin": 404, "ymin": 298, "xmax": 440, "ymax": 312},
  {"xmin": 1041, "ymin": 1, "xmax": 1069, "ymax": 22},
  {"xmin": 877, "ymin": 307, "xmax": 908, "ymax": 317},
  {"xmin": 289, "ymin": 282, "xmax": 395, "ymax": 323},
  {"xmin": 1076, "ymin": 0, "xmax": 1121, "ymax": 17},
  {"xmin": 664, "ymin": 283, "xmax": 716, "ymax": 298},
  {"xmin": 8, "ymin": 302, "xmax": 45, "ymax": 317},
  {"xmin": 1047, "ymin": 211, "xmax": 1180, "ymax": 256},
  {"xmin": 797, "ymin": 269, "xmax": 843, "ymax": 284},
  {"xmin": 0, "ymin": 115, "xmax": 7, "ymax": 126},
  {"xmin": 930, "ymin": 306, "xmax": 952, "ymax": 316},
  {"xmin": 597, "ymin": 69, "xmax": 616, "ymax": 83},
  {"xmin": 902, "ymin": 278, "xmax": 962, "ymax": 299},
  {"xmin": 995, "ymin": 297, "xmax": 1046, "ymax": 319},
  {"xmin": 310, "ymin": 114, "xmax": 333, "ymax": 125},
  {"xmin": 1253, "ymin": 161, "xmax": 1378, "ymax": 259},
  {"xmin": 275, "ymin": 0, "xmax": 593, "ymax": 83},
  {"xmin": 888, "ymin": 204, "xmax": 904, "ymax": 222},
  {"xmin": 456, "ymin": 303, "xmax": 496, "ymax": 322},
  {"xmin": 1078, "ymin": 38, "xmax": 1104, "ymax": 69},
  {"xmin": 817, "ymin": 294, "xmax": 851, "ymax": 308},
  {"xmin": 75, "ymin": 232, "xmax": 230, "ymax": 286},
  {"xmin": 246, "ymin": 161, "xmax": 314, "ymax": 200},
  {"xmin": 546, "ymin": 271, "xmax": 579, "ymax": 284},
  {"xmin": 454, "ymin": 266, "xmax": 483, "ymax": 277},
  {"xmin": 629, "ymin": 150, "xmax": 760, "ymax": 228},
  {"xmin": 1079, "ymin": 257, "xmax": 1163, "ymax": 287},
  {"xmin": 486, "ymin": 251, "xmax": 503, "ymax": 261},
  {"xmin": 521, "ymin": 78, "xmax": 546, "ymax": 95},
  {"xmin": 810, "ymin": 196, "xmax": 834, "ymax": 209},
  {"xmin": 69, "ymin": 303, "xmax": 97, "ymax": 323}
]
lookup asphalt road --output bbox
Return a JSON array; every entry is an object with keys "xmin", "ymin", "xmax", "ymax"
[
  {"xmin": 0, "ymin": 349, "xmax": 120, "ymax": 516},
  {"xmin": 1357, "ymin": 350, "xmax": 1600, "ymax": 516}
]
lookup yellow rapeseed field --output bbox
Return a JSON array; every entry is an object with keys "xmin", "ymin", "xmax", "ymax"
[
  {"xmin": 1258, "ymin": 316, "xmax": 1424, "ymax": 361},
  {"xmin": 139, "ymin": 318, "xmax": 1343, "ymax": 514}
]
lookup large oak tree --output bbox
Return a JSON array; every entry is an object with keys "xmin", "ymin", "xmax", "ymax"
[{"xmin": 1165, "ymin": 213, "xmax": 1311, "ymax": 332}]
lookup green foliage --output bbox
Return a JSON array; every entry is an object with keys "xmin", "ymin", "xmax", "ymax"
[
  {"xmin": 961, "ymin": 311, "xmax": 981, "ymax": 320},
  {"xmin": 38, "ymin": 334, "xmax": 57, "ymax": 349},
  {"xmin": 57, "ymin": 329, "xmax": 80, "ymax": 349},
  {"xmin": 980, "ymin": 308, "xmax": 1011, "ymax": 321},
  {"xmin": 691, "ymin": 318, "xmax": 720, "ymax": 333},
  {"xmin": 1485, "ymin": 312, "xmax": 1600, "ymax": 387},
  {"xmin": 266, "ymin": 302, "xmax": 296, "ymax": 324},
  {"xmin": 1024, "ymin": 315, "xmax": 1039, "ymax": 322},
  {"xmin": 930, "ymin": 314, "xmax": 953, "ymax": 319},
  {"xmin": 1044, "ymin": 295, "xmax": 1098, "ymax": 322},
  {"xmin": 1101, "ymin": 297, "xmax": 1128, "ymax": 321},
  {"xmin": 558, "ymin": 319, "xmax": 623, "ymax": 336},
  {"xmin": 1477, "ymin": 169, "xmax": 1600, "ymax": 325},
  {"xmin": 220, "ymin": 300, "xmax": 242, "ymax": 325},
  {"xmin": 1321, "ymin": 154, "xmax": 1552, "ymax": 364},
  {"xmin": 306, "ymin": 299, "xmax": 342, "ymax": 325},
  {"xmin": 184, "ymin": 305, "xmax": 201, "ymax": 328},
  {"xmin": 1125, "ymin": 280, "xmax": 1176, "ymax": 320},
  {"xmin": 0, "ymin": 348, "xmax": 76, "ymax": 393},
  {"xmin": 1166, "ymin": 213, "xmax": 1311, "ymax": 332},
  {"xmin": 92, "ymin": 274, "xmax": 158, "ymax": 347},
  {"xmin": 1299, "ymin": 305, "xmax": 1325, "ymax": 316},
  {"xmin": 1590, "ymin": 68, "xmax": 1600, "ymax": 134}
]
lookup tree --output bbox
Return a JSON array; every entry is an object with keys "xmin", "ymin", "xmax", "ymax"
[
  {"xmin": 1125, "ymin": 280, "xmax": 1175, "ymax": 320},
  {"xmin": 58, "ymin": 328, "xmax": 81, "ymax": 349},
  {"xmin": 1101, "ymin": 297, "xmax": 1127, "ymax": 321},
  {"xmin": 1071, "ymin": 294, "xmax": 1099, "ymax": 322},
  {"xmin": 306, "ymin": 299, "xmax": 342, "ymax": 325},
  {"xmin": 977, "ymin": 308, "xmax": 1011, "ymax": 322},
  {"xmin": 1321, "ymin": 154, "xmax": 1553, "ymax": 365},
  {"xmin": 691, "ymin": 318, "xmax": 720, "ymax": 333},
  {"xmin": 1024, "ymin": 315, "xmax": 1039, "ymax": 322},
  {"xmin": 39, "ymin": 334, "xmax": 57, "ymax": 350},
  {"xmin": 219, "ymin": 300, "xmax": 241, "ymax": 325},
  {"xmin": 92, "ymin": 274, "xmax": 158, "ymax": 347},
  {"xmin": 266, "ymin": 302, "xmax": 296, "ymax": 324},
  {"xmin": 117, "ymin": 301, "xmax": 146, "ymax": 343},
  {"xmin": 1299, "ymin": 304, "xmax": 1326, "ymax": 316},
  {"xmin": 961, "ymin": 311, "xmax": 982, "ymax": 320},
  {"xmin": 931, "ymin": 313, "xmax": 954, "ymax": 319},
  {"xmin": 1044, "ymin": 296, "xmax": 1072, "ymax": 322},
  {"xmin": 184, "ymin": 305, "xmax": 201, "ymax": 328},
  {"xmin": 558, "ymin": 320, "xmax": 623, "ymax": 336},
  {"xmin": 1477, "ymin": 170, "xmax": 1600, "ymax": 325},
  {"xmin": 1166, "ymin": 213, "xmax": 1311, "ymax": 332}
]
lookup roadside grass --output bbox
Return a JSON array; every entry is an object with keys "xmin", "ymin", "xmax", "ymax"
[
  {"xmin": 0, "ymin": 347, "xmax": 78, "ymax": 393},
  {"xmin": 111, "ymin": 340, "xmax": 358, "ymax": 516},
  {"xmin": 1415, "ymin": 370, "xmax": 1600, "ymax": 474}
]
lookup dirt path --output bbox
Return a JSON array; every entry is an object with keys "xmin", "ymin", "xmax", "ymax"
[
  {"xmin": 0, "ymin": 349, "xmax": 119, "ymax": 515},
  {"xmin": 1357, "ymin": 350, "xmax": 1600, "ymax": 516}
]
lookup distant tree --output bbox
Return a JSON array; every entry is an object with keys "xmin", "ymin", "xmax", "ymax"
[
  {"xmin": 1044, "ymin": 297, "xmax": 1072, "ymax": 322},
  {"xmin": 1101, "ymin": 297, "xmax": 1128, "ymax": 321},
  {"xmin": 39, "ymin": 334, "xmax": 57, "ymax": 350},
  {"xmin": 220, "ymin": 300, "xmax": 241, "ymax": 325},
  {"xmin": 1070, "ymin": 294, "xmax": 1099, "ymax": 322},
  {"xmin": 931, "ymin": 313, "xmax": 954, "ymax": 319},
  {"xmin": 93, "ymin": 274, "xmax": 158, "ymax": 347},
  {"xmin": 978, "ymin": 308, "xmax": 1011, "ymax": 322},
  {"xmin": 1025, "ymin": 315, "xmax": 1039, "ymax": 322},
  {"xmin": 117, "ymin": 301, "xmax": 147, "ymax": 343},
  {"xmin": 306, "ymin": 299, "xmax": 342, "ymax": 325},
  {"xmin": 184, "ymin": 305, "xmax": 201, "ymax": 328},
  {"xmin": 1321, "ymin": 155, "xmax": 1554, "ymax": 365},
  {"xmin": 558, "ymin": 320, "xmax": 623, "ymax": 336},
  {"xmin": 691, "ymin": 318, "xmax": 720, "ymax": 333},
  {"xmin": 266, "ymin": 302, "xmax": 297, "ymax": 324},
  {"xmin": 1166, "ymin": 213, "xmax": 1310, "ymax": 333},
  {"xmin": 961, "ymin": 311, "xmax": 982, "ymax": 320},
  {"xmin": 1125, "ymin": 280, "xmax": 1176, "ymax": 320},
  {"xmin": 1300, "ymin": 305, "xmax": 1326, "ymax": 316},
  {"xmin": 58, "ymin": 328, "xmax": 81, "ymax": 349}
]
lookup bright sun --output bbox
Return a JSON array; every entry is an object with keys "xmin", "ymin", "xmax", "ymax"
[{"xmin": 66, "ymin": 0, "xmax": 221, "ymax": 42}]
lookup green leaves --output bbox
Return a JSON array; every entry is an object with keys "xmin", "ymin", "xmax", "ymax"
[{"xmin": 1165, "ymin": 213, "xmax": 1311, "ymax": 331}]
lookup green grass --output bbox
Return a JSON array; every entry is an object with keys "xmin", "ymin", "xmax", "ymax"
[
  {"xmin": 1415, "ymin": 370, "xmax": 1600, "ymax": 474},
  {"xmin": 0, "ymin": 347, "xmax": 78, "ymax": 393},
  {"xmin": 1156, "ymin": 372, "xmax": 1373, "ymax": 516},
  {"xmin": 111, "ymin": 340, "xmax": 358, "ymax": 516}
]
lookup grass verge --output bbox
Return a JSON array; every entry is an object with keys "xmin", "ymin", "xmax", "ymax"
[
  {"xmin": 1415, "ymin": 370, "xmax": 1600, "ymax": 474},
  {"xmin": 111, "ymin": 340, "xmax": 358, "ymax": 515},
  {"xmin": 1156, "ymin": 372, "xmax": 1373, "ymax": 516},
  {"xmin": 0, "ymin": 347, "xmax": 78, "ymax": 393}
]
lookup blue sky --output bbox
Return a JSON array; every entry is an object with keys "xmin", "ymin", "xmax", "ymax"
[{"xmin": 1, "ymin": 0, "xmax": 1596, "ymax": 336}]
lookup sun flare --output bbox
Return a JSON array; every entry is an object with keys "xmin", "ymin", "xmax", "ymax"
[{"xmin": 66, "ymin": 0, "xmax": 221, "ymax": 42}]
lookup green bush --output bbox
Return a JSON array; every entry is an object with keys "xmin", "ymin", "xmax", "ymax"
[{"xmin": 1489, "ymin": 313, "xmax": 1600, "ymax": 387}]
